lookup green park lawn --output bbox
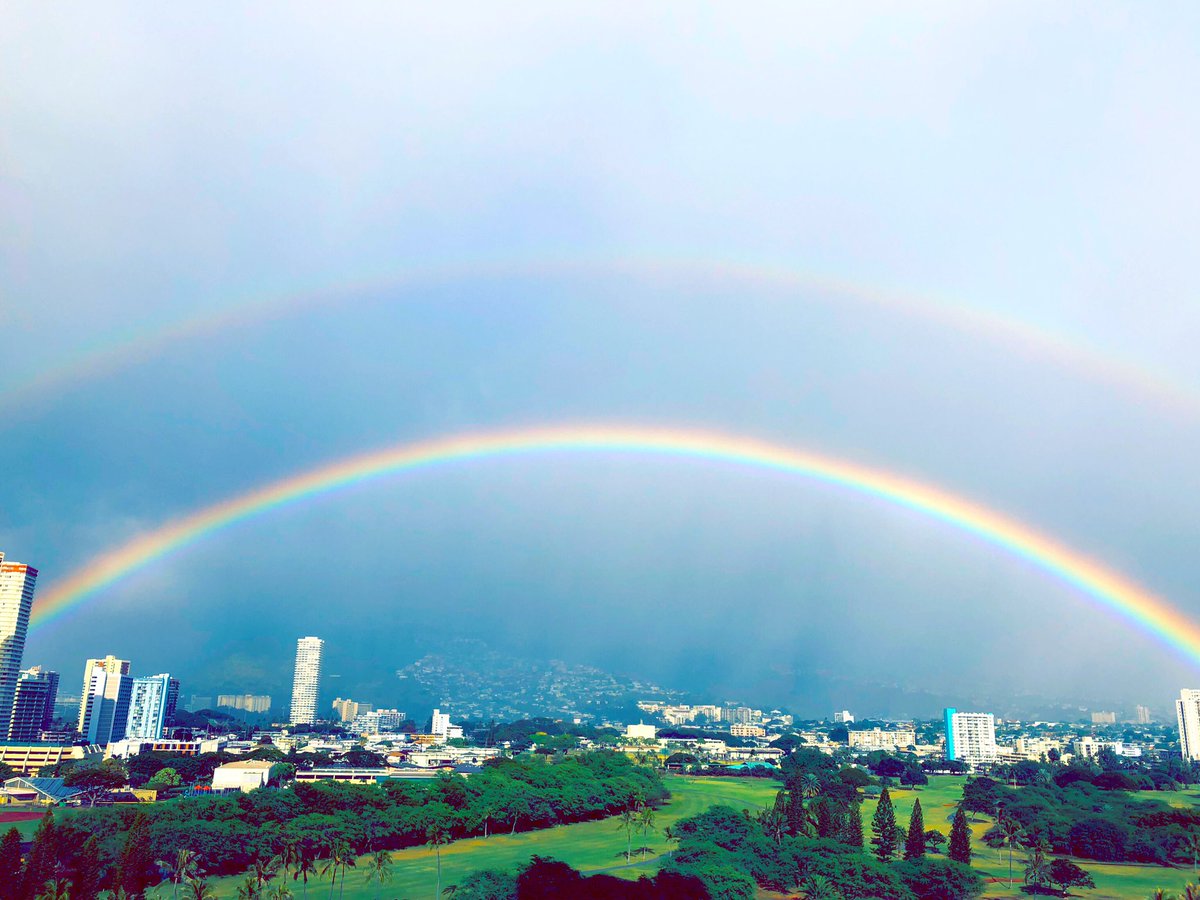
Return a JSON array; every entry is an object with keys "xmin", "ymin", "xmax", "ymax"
[
  {"xmin": 197, "ymin": 774, "xmax": 1200, "ymax": 900},
  {"xmin": 208, "ymin": 775, "xmax": 779, "ymax": 900}
]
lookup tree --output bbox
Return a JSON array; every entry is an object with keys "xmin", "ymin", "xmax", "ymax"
[
  {"xmin": 1000, "ymin": 817, "xmax": 1024, "ymax": 888},
  {"xmin": 871, "ymin": 786, "xmax": 899, "ymax": 862},
  {"xmin": 637, "ymin": 806, "xmax": 657, "ymax": 860},
  {"xmin": 904, "ymin": 799, "xmax": 926, "ymax": 861},
  {"xmin": 22, "ymin": 811, "xmax": 58, "ymax": 900},
  {"xmin": 425, "ymin": 817, "xmax": 451, "ymax": 900},
  {"xmin": 924, "ymin": 829, "xmax": 946, "ymax": 854},
  {"xmin": 842, "ymin": 803, "xmax": 865, "ymax": 849},
  {"xmin": 1023, "ymin": 841, "xmax": 1050, "ymax": 892},
  {"xmin": 1185, "ymin": 833, "xmax": 1200, "ymax": 879},
  {"xmin": 69, "ymin": 837, "xmax": 104, "ymax": 900},
  {"xmin": 319, "ymin": 841, "xmax": 354, "ymax": 900},
  {"xmin": 362, "ymin": 851, "xmax": 391, "ymax": 900},
  {"xmin": 1046, "ymin": 859, "xmax": 1094, "ymax": 896},
  {"xmin": 292, "ymin": 853, "xmax": 316, "ymax": 900},
  {"xmin": 1, "ymin": 828, "xmax": 24, "ymax": 900},
  {"xmin": 184, "ymin": 879, "xmax": 216, "ymax": 900},
  {"xmin": 148, "ymin": 767, "xmax": 182, "ymax": 788},
  {"xmin": 34, "ymin": 880, "xmax": 71, "ymax": 900},
  {"xmin": 169, "ymin": 850, "xmax": 199, "ymax": 900},
  {"xmin": 894, "ymin": 859, "xmax": 983, "ymax": 900},
  {"xmin": 802, "ymin": 875, "xmax": 844, "ymax": 899},
  {"xmin": 618, "ymin": 806, "xmax": 639, "ymax": 862},
  {"xmin": 948, "ymin": 807, "xmax": 971, "ymax": 865}
]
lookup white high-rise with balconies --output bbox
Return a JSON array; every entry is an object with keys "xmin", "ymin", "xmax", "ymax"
[
  {"xmin": 125, "ymin": 673, "xmax": 180, "ymax": 739},
  {"xmin": 290, "ymin": 637, "xmax": 324, "ymax": 725},
  {"xmin": 1176, "ymin": 690, "xmax": 1200, "ymax": 760},
  {"xmin": 0, "ymin": 553, "xmax": 38, "ymax": 740},
  {"xmin": 78, "ymin": 656, "xmax": 133, "ymax": 745}
]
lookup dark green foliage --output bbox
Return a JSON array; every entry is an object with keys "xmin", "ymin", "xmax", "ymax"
[
  {"xmin": 0, "ymin": 828, "xmax": 23, "ymax": 900},
  {"xmin": 948, "ymin": 808, "xmax": 971, "ymax": 865},
  {"xmin": 450, "ymin": 868, "xmax": 518, "ymax": 899},
  {"xmin": 894, "ymin": 858, "xmax": 983, "ymax": 900},
  {"xmin": 872, "ymin": 786, "xmax": 898, "ymax": 861},
  {"xmin": 68, "ymin": 836, "xmax": 105, "ymax": 900},
  {"xmin": 665, "ymin": 806, "xmax": 915, "ymax": 899},
  {"xmin": 116, "ymin": 814, "xmax": 157, "ymax": 900},
  {"xmin": 1046, "ymin": 858, "xmax": 1095, "ymax": 894},
  {"xmin": 1066, "ymin": 818, "xmax": 1128, "ymax": 861},
  {"xmin": 842, "ymin": 803, "xmax": 865, "ymax": 848},
  {"xmin": 20, "ymin": 811, "xmax": 57, "ymax": 900},
  {"xmin": 514, "ymin": 856, "xmax": 709, "ymax": 899},
  {"xmin": 904, "ymin": 798, "xmax": 926, "ymax": 861}
]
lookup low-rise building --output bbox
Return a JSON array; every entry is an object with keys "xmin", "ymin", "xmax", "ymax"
[
  {"xmin": 626, "ymin": 723, "xmax": 657, "ymax": 740},
  {"xmin": 107, "ymin": 737, "xmax": 228, "ymax": 759},
  {"xmin": 847, "ymin": 728, "xmax": 916, "ymax": 751},
  {"xmin": 730, "ymin": 723, "xmax": 766, "ymax": 738},
  {"xmin": 0, "ymin": 743, "xmax": 102, "ymax": 776},
  {"xmin": 211, "ymin": 760, "xmax": 277, "ymax": 793},
  {"xmin": 1, "ymin": 776, "xmax": 81, "ymax": 805}
]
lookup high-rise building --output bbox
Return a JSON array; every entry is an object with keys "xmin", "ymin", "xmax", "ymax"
[
  {"xmin": 1135, "ymin": 705, "xmax": 1152, "ymax": 724},
  {"xmin": 430, "ymin": 708, "xmax": 463, "ymax": 741},
  {"xmin": 217, "ymin": 694, "xmax": 272, "ymax": 713},
  {"xmin": 1091, "ymin": 711, "xmax": 1117, "ymax": 725},
  {"xmin": 1176, "ymin": 690, "xmax": 1200, "ymax": 760},
  {"xmin": 78, "ymin": 656, "xmax": 133, "ymax": 745},
  {"xmin": 833, "ymin": 710, "xmax": 855, "ymax": 723},
  {"xmin": 331, "ymin": 698, "xmax": 371, "ymax": 723},
  {"xmin": 0, "ymin": 553, "xmax": 38, "ymax": 739},
  {"xmin": 289, "ymin": 637, "xmax": 324, "ymax": 725},
  {"xmin": 944, "ymin": 708, "xmax": 997, "ymax": 767},
  {"xmin": 8, "ymin": 666, "xmax": 59, "ymax": 741},
  {"xmin": 125, "ymin": 674, "xmax": 180, "ymax": 739}
]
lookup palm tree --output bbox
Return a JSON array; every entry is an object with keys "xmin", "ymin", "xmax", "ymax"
[
  {"xmin": 800, "ymin": 773, "xmax": 822, "ymax": 800},
  {"xmin": 265, "ymin": 885, "xmax": 292, "ymax": 900},
  {"xmin": 1147, "ymin": 890, "xmax": 1177, "ymax": 900},
  {"xmin": 1023, "ymin": 840, "xmax": 1050, "ymax": 892},
  {"xmin": 637, "ymin": 807, "xmax": 656, "ymax": 860},
  {"xmin": 271, "ymin": 842, "xmax": 301, "ymax": 890},
  {"xmin": 184, "ymin": 878, "xmax": 216, "ymax": 900},
  {"xmin": 252, "ymin": 859, "xmax": 278, "ymax": 893},
  {"xmin": 1000, "ymin": 818, "xmax": 1024, "ymax": 888},
  {"xmin": 171, "ymin": 850, "xmax": 199, "ymax": 900},
  {"xmin": 425, "ymin": 823, "xmax": 451, "ymax": 900},
  {"xmin": 292, "ymin": 853, "xmax": 317, "ymax": 900},
  {"xmin": 617, "ymin": 806, "xmax": 639, "ymax": 862},
  {"xmin": 236, "ymin": 875, "xmax": 261, "ymax": 900},
  {"xmin": 320, "ymin": 841, "xmax": 354, "ymax": 900},
  {"xmin": 363, "ymin": 850, "xmax": 392, "ymax": 900},
  {"xmin": 36, "ymin": 879, "xmax": 73, "ymax": 900}
]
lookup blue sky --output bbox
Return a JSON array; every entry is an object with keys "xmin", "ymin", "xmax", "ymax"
[{"xmin": 2, "ymin": 3, "xmax": 1199, "ymax": 714}]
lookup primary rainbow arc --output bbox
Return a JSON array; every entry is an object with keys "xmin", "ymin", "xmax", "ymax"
[{"xmin": 30, "ymin": 424, "xmax": 1200, "ymax": 666}]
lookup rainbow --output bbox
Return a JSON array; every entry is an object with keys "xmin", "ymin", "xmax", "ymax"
[
  {"xmin": 5, "ymin": 257, "xmax": 1197, "ymax": 417},
  {"xmin": 29, "ymin": 424, "xmax": 1200, "ymax": 666}
]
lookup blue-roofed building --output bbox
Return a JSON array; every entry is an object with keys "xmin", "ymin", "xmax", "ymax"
[{"xmin": 1, "ymin": 776, "xmax": 82, "ymax": 805}]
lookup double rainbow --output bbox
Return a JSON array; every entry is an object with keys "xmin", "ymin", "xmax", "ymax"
[{"xmin": 30, "ymin": 424, "xmax": 1200, "ymax": 666}]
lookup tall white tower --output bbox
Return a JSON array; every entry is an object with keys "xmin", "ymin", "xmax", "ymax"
[
  {"xmin": 1176, "ymin": 690, "xmax": 1200, "ymax": 759},
  {"xmin": 0, "ymin": 553, "xmax": 38, "ymax": 739},
  {"xmin": 290, "ymin": 637, "xmax": 324, "ymax": 725}
]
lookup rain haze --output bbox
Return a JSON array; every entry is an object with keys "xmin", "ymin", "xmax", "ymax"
[{"xmin": 3, "ymin": 3, "xmax": 1200, "ymax": 718}]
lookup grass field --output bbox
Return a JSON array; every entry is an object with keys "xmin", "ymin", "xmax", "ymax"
[
  {"xmin": 209, "ymin": 776, "xmax": 779, "ymax": 900},
  {"xmin": 0, "ymin": 805, "xmax": 47, "ymax": 840},
  {"xmin": 190, "ymin": 775, "xmax": 1200, "ymax": 900}
]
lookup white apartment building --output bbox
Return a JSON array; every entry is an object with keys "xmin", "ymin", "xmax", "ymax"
[
  {"xmin": 730, "ymin": 723, "xmax": 767, "ymax": 738},
  {"xmin": 290, "ymin": 637, "xmax": 324, "ymax": 725},
  {"xmin": 1177, "ymin": 690, "xmax": 1200, "ymax": 760},
  {"xmin": 847, "ymin": 728, "xmax": 916, "ymax": 751},
  {"xmin": 944, "ymin": 709, "xmax": 997, "ymax": 767},
  {"xmin": 78, "ymin": 657, "xmax": 133, "ymax": 745},
  {"xmin": 0, "ymin": 554, "xmax": 38, "ymax": 739},
  {"xmin": 833, "ymin": 710, "xmax": 855, "ymax": 723},
  {"xmin": 125, "ymin": 674, "xmax": 180, "ymax": 740},
  {"xmin": 626, "ymin": 723, "xmax": 657, "ymax": 740},
  {"xmin": 217, "ymin": 694, "xmax": 272, "ymax": 713},
  {"xmin": 352, "ymin": 708, "xmax": 404, "ymax": 733},
  {"xmin": 430, "ymin": 708, "xmax": 463, "ymax": 741}
]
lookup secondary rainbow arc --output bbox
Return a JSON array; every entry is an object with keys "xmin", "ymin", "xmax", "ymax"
[{"xmin": 30, "ymin": 424, "xmax": 1200, "ymax": 667}]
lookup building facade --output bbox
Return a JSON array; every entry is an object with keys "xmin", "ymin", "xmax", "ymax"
[
  {"xmin": 944, "ymin": 708, "xmax": 997, "ymax": 767},
  {"xmin": 289, "ymin": 637, "xmax": 324, "ymax": 725},
  {"xmin": 8, "ymin": 667, "xmax": 59, "ymax": 741},
  {"xmin": 846, "ymin": 728, "xmax": 915, "ymax": 750},
  {"xmin": 217, "ymin": 694, "xmax": 272, "ymax": 713},
  {"xmin": 0, "ymin": 554, "xmax": 38, "ymax": 740},
  {"xmin": 1176, "ymin": 690, "xmax": 1200, "ymax": 760},
  {"xmin": 78, "ymin": 658, "xmax": 133, "ymax": 745},
  {"xmin": 125, "ymin": 673, "xmax": 180, "ymax": 739}
]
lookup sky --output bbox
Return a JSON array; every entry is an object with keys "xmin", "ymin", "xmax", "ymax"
[{"xmin": 2, "ymin": 2, "xmax": 1200, "ymax": 717}]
